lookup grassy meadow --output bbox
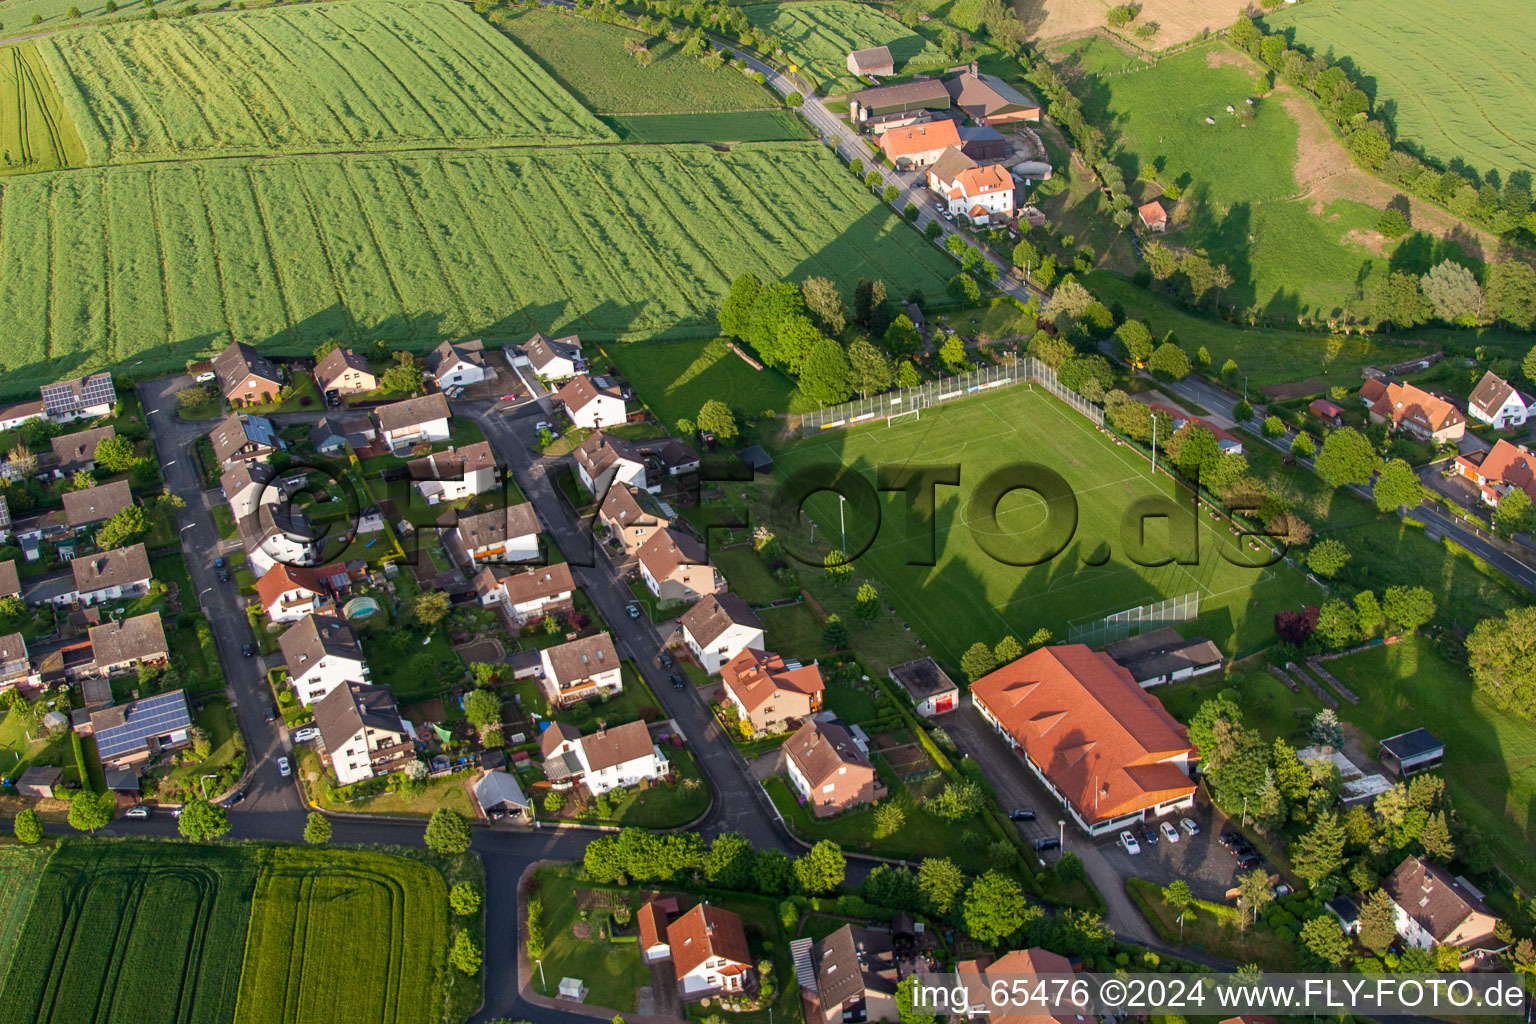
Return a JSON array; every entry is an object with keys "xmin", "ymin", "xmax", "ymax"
[
  {"xmin": 0, "ymin": 41, "xmax": 86, "ymax": 174},
  {"xmin": 603, "ymin": 335, "xmax": 808, "ymax": 430},
  {"xmin": 742, "ymin": 1, "xmax": 946, "ymax": 91},
  {"xmin": 1266, "ymin": 0, "xmax": 1536, "ymax": 178},
  {"xmin": 605, "ymin": 109, "xmax": 811, "ymax": 143}
]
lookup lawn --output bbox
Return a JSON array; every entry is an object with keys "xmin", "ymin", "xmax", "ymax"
[
  {"xmin": 155, "ymin": 696, "xmax": 244, "ymax": 803},
  {"xmin": 771, "ymin": 386, "xmax": 1319, "ymax": 666},
  {"xmin": 0, "ymin": 40, "xmax": 87, "ymax": 175},
  {"xmin": 742, "ymin": 2, "xmax": 947, "ymax": 92},
  {"xmin": 757, "ymin": 603, "xmax": 827, "ymax": 663},
  {"xmin": 604, "ymin": 744, "xmax": 710, "ymax": 828},
  {"xmin": 0, "ymin": 708, "xmax": 71, "ymax": 782},
  {"xmin": 0, "ymin": 143, "xmax": 952, "ymax": 396},
  {"xmin": 823, "ymin": 681, "xmax": 879, "ymax": 724},
  {"xmin": 1326, "ymin": 636, "xmax": 1536, "ymax": 891},
  {"xmin": 711, "ymin": 545, "xmax": 793, "ymax": 604},
  {"xmin": 604, "ymin": 336, "xmax": 808, "ymax": 432},
  {"xmin": 295, "ymin": 745, "xmax": 477, "ymax": 818},
  {"xmin": 606, "ymin": 110, "xmax": 812, "ymax": 143},
  {"xmin": 491, "ymin": 7, "xmax": 778, "ymax": 114},
  {"xmin": 1127, "ymin": 877, "xmax": 1299, "ymax": 970},
  {"xmin": 1265, "ymin": 0, "xmax": 1536, "ymax": 178},
  {"xmin": 530, "ymin": 869, "xmax": 650, "ymax": 1012},
  {"xmin": 234, "ymin": 846, "xmax": 448, "ymax": 1024},
  {"xmin": 37, "ymin": 0, "xmax": 614, "ymax": 162}
]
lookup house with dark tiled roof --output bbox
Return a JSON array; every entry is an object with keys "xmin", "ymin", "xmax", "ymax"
[
  {"xmin": 313, "ymin": 681, "xmax": 412, "ymax": 786},
  {"xmin": 811, "ymin": 924, "xmax": 898, "ymax": 1024},
  {"xmin": 515, "ymin": 332, "xmax": 585, "ymax": 380},
  {"xmin": 680, "ymin": 592, "xmax": 764, "ymax": 674},
  {"xmin": 62, "ymin": 479, "xmax": 134, "ymax": 533},
  {"xmin": 374, "ymin": 393, "xmax": 452, "ymax": 452},
  {"xmin": 544, "ymin": 719, "xmax": 671, "ymax": 796},
  {"xmin": 209, "ymin": 412, "xmax": 283, "ymax": 467},
  {"xmin": 454, "ymin": 504, "xmax": 540, "ymax": 564},
  {"xmin": 408, "ymin": 441, "xmax": 497, "ymax": 504},
  {"xmin": 1383, "ymin": 855, "xmax": 1506, "ymax": 965},
  {"xmin": 87, "ymin": 612, "xmax": 169, "ymax": 678},
  {"xmin": 313, "ymin": 347, "xmax": 377, "ymax": 398},
  {"xmin": 637, "ymin": 527, "xmax": 723, "ymax": 605},
  {"xmin": 944, "ymin": 67, "xmax": 1040, "ymax": 125},
  {"xmin": 69, "ymin": 543, "xmax": 153, "ymax": 607},
  {"xmin": 1466, "ymin": 370, "xmax": 1532, "ymax": 429},
  {"xmin": 1103, "ymin": 627, "xmax": 1222, "ymax": 687},
  {"xmin": 554, "ymin": 375, "xmax": 626, "ymax": 430},
  {"xmin": 280, "ymin": 613, "xmax": 369, "ymax": 706},
  {"xmin": 212, "ymin": 341, "xmax": 282, "ymax": 404},
  {"xmin": 220, "ymin": 461, "xmax": 281, "ymax": 520},
  {"xmin": 474, "ymin": 562, "xmax": 575, "ymax": 623},
  {"xmin": 0, "ymin": 560, "xmax": 20, "ymax": 602},
  {"xmin": 538, "ymin": 632, "xmax": 621, "ymax": 706},
  {"xmin": 49, "ymin": 426, "xmax": 116, "ymax": 478},
  {"xmin": 784, "ymin": 718, "xmax": 883, "ymax": 816},
  {"xmin": 0, "ymin": 632, "xmax": 33, "ymax": 690},
  {"xmin": 237, "ymin": 506, "xmax": 317, "ymax": 576},
  {"xmin": 598, "ymin": 481, "xmax": 671, "ymax": 556},
  {"xmin": 85, "ymin": 687, "xmax": 190, "ymax": 769},
  {"xmin": 425, "ymin": 339, "xmax": 486, "ymax": 389}
]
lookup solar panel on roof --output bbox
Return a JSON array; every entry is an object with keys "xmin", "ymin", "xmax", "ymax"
[
  {"xmin": 94, "ymin": 691, "xmax": 191, "ymax": 758},
  {"xmin": 39, "ymin": 374, "xmax": 115, "ymax": 417}
]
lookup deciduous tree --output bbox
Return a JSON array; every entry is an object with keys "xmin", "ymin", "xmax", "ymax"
[
  {"xmin": 1467, "ymin": 607, "xmax": 1536, "ymax": 715},
  {"xmin": 960, "ymin": 641, "xmax": 996, "ymax": 682},
  {"xmin": 1374, "ymin": 458, "xmax": 1425, "ymax": 511},
  {"xmin": 1420, "ymin": 259, "xmax": 1483, "ymax": 324},
  {"xmin": 697, "ymin": 399, "xmax": 738, "ymax": 441},
  {"xmin": 1314, "ymin": 427, "xmax": 1376, "ymax": 487},
  {"xmin": 793, "ymin": 840, "xmax": 846, "ymax": 895},
  {"xmin": 847, "ymin": 338, "xmax": 894, "ymax": 398},
  {"xmin": 917, "ymin": 856, "xmax": 964, "ymax": 914},
  {"xmin": 1147, "ymin": 342, "xmax": 1191, "ymax": 380},
  {"xmin": 176, "ymin": 799, "xmax": 229, "ymax": 841},
  {"xmin": 12, "ymin": 809, "xmax": 41, "ymax": 844},
  {"xmin": 801, "ymin": 276, "xmax": 847, "ymax": 335},
  {"xmin": 1382, "ymin": 585, "xmax": 1435, "ymax": 632},
  {"xmin": 720, "ymin": 273, "xmax": 762, "ymax": 339},
  {"xmin": 798, "ymin": 339, "xmax": 854, "ymax": 407},
  {"xmin": 963, "ymin": 871, "xmax": 1035, "ymax": 945},
  {"xmin": 303, "ymin": 811, "xmax": 331, "ymax": 844},
  {"xmin": 1306, "ymin": 539, "xmax": 1350, "ymax": 577},
  {"xmin": 425, "ymin": 808, "xmax": 472, "ymax": 855}
]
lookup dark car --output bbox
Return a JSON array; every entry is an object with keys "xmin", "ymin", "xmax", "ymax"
[
  {"xmin": 1008, "ymin": 809, "xmax": 1036, "ymax": 822},
  {"xmin": 241, "ymin": 643, "xmax": 255, "ymax": 658},
  {"xmin": 670, "ymin": 674, "xmax": 686, "ymax": 690},
  {"xmin": 264, "ymin": 705, "xmax": 276, "ymax": 723},
  {"xmin": 1237, "ymin": 853, "xmax": 1264, "ymax": 871},
  {"xmin": 1218, "ymin": 831, "xmax": 1245, "ymax": 849},
  {"xmin": 212, "ymin": 556, "xmax": 225, "ymax": 569},
  {"xmin": 218, "ymin": 568, "xmax": 231, "ymax": 582},
  {"xmin": 1033, "ymin": 837, "xmax": 1061, "ymax": 852},
  {"xmin": 223, "ymin": 791, "xmax": 245, "ymax": 808},
  {"xmin": 1140, "ymin": 826, "xmax": 1159, "ymax": 845},
  {"xmin": 658, "ymin": 653, "xmax": 673, "ymax": 668}
]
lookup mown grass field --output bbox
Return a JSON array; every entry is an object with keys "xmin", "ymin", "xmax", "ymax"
[
  {"xmin": 605, "ymin": 109, "xmax": 811, "ymax": 143},
  {"xmin": 0, "ymin": 841, "xmax": 259, "ymax": 1024},
  {"xmin": 742, "ymin": 1, "xmax": 945, "ymax": 91},
  {"xmin": 1266, "ymin": 0, "xmax": 1536, "ymax": 177},
  {"xmin": 0, "ymin": 41, "xmax": 86, "ymax": 174},
  {"xmin": 491, "ymin": 8, "xmax": 778, "ymax": 113},
  {"xmin": 0, "ymin": 143, "xmax": 952, "ymax": 395},
  {"xmin": 38, "ymin": 0, "xmax": 614, "ymax": 162},
  {"xmin": 234, "ymin": 847, "xmax": 447, "ymax": 1024},
  {"xmin": 604, "ymin": 336, "xmax": 808, "ymax": 430},
  {"xmin": 775, "ymin": 386, "xmax": 1319, "ymax": 662}
]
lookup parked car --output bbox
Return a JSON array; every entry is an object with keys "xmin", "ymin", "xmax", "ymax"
[
  {"xmin": 212, "ymin": 556, "xmax": 225, "ymax": 568},
  {"xmin": 1237, "ymin": 853, "xmax": 1263, "ymax": 870},
  {"xmin": 292, "ymin": 726, "xmax": 320, "ymax": 743},
  {"xmin": 240, "ymin": 643, "xmax": 255, "ymax": 658},
  {"xmin": 1273, "ymin": 883, "xmax": 1294, "ymax": 897},
  {"xmin": 1140, "ymin": 825, "xmax": 1159, "ymax": 846},
  {"xmin": 170, "ymin": 806, "xmax": 184, "ymax": 819},
  {"xmin": 1119, "ymin": 830, "xmax": 1141, "ymax": 855},
  {"xmin": 223, "ymin": 791, "xmax": 246, "ymax": 808},
  {"xmin": 1033, "ymin": 836, "xmax": 1061, "ymax": 852},
  {"xmin": 123, "ymin": 805, "xmax": 150, "ymax": 819},
  {"xmin": 1218, "ymin": 831, "xmax": 1245, "ymax": 849},
  {"xmin": 195, "ymin": 371, "xmax": 217, "ymax": 383},
  {"xmin": 1160, "ymin": 821, "xmax": 1179, "ymax": 843},
  {"xmin": 670, "ymin": 674, "xmax": 686, "ymax": 690},
  {"xmin": 625, "ymin": 603, "xmax": 641, "ymax": 620},
  {"xmin": 1180, "ymin": 817, "xmax": 1200, "ymax": 836},
  {"xmin": 277, "ymin": 757, "xmax": 292, "ymax": 778},
  {"xmin": 264, "ymin": 705, "xmax": 276, "ymax": 723},
  {"xmin": 500, "ymin": 392, "xmax": 520, "ymax": 402},
  {"xmin": 657, "ymin": 652, "xmax": 673, "ymax": 668},
  {"xmin": 1008, "ymin": 809, "xmax": 1036, "ymax": 822}
]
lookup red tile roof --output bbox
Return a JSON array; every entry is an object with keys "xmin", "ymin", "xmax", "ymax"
[
  {"xmin": 1369, "ymin": 381, "xmax": 1463, "ymax": 434},
  {"xmin": 878, "ymin": 119, "xmax": 960, "ymax": 158},
  {"xmin": 721, "ymin": 649, "xmax": 824, "ymax": 713},
  {"xmin": 1461, "ymin": 439, "xmax": 1536, "ymax": 502},
  {"xmin": 957, "ymin": 949, "xmax": 1078, "ymax": 1024},
  {"xmin": 971, "ymin": 646, "xmax": 1196, "ymax": 825},
  {"xmin": 955, "ymin": 163, "xmax": 1014, "ymax": 196},
  {"xmin": 668, "ymin": 903, "xmax": 751, "ymax": 981},
  {"xmin": 1137, "ymin": 200, "xmax": 1167, "ymax": 226},
  {"xmin": 638, "ymin": 901, "xmax": 670, "ymax": 952}
]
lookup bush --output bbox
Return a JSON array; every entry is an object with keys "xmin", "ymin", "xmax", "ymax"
[
  {"xmin": 784, "ymin": 90, "xmax": 803, "ymax": 107},
  {"xmin": 449, "ymin": 881, "xmax": 483, "ymax": 916}
]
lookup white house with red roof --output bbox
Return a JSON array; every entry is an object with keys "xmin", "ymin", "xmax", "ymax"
[
  {"xmin": 554, "ymin": 375, "xmax": 626, "ymax": 431},
  {"xmin": 1466, "ymin": 371, "xmax": 1533, "ymax": 429},
  {"xmin": 927, "ymin": 147, "xmax": 1015, "ymax": 225}
]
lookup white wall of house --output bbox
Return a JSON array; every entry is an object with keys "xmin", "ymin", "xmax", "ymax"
[
  {"xmin": 78, "ymin": 579, "xmax": 150, "ymax": 607},
  {"xmin": 265, "ymin": 586, "xmax": 324, "ymax": 623},
  {"xmin": 385, "ymin": 417, "xmax": 451, "ymax": 451},
  {"xmin": 532, "ymin": 354, "xmax": 582, "ymax": 380},
  {"xmin": 1391, "ymin": 902, "xmax": 1438, "ymax": 949},
  {"xmin": 434, "ymin": 361, "xmax": 485, "ymax": 389},
  {"xmin": 578, "ymin": 457, "xmax": 646, "ymax": 498},
  {"xmin": 247, "ymin": 533, "xmax": 314, "ymax": 578},
  {"xmin": 566, "ymin": 394, "xmax": 626, "ymax": 431},
  {"xmin": 685, "ymin": 622, "xmax": 766, "ymax": 675},
  {"xmin": 509, "ymin": 589, "xmax": 572, "ymax": 623},
  {"xmin": 680, "ymin": 958, "xmax": 748, "ymax": 996},
  {"xmin": 417, "ymin": 464, "xmax": 496, "ymax": 504},
  {"xmin": 538, "ymin": 655, "xmax": 623, "ymax": 704},
  {"xmin": 1472, "ymin": 392, "xmax": 1533, "ymax": 429},
  {"xmin": 228, "ymin": 483, "xmax": 279, "ymax": 522},
  {"xmin": 465, "ymin": 532, "xmax": 540, "ymax": 564},
  {"xmin": 583, "ymin": 747, "xmax": 671, "ymax": 795},
  {"xmin": 949, "ymin": 187, "xmax": 1014, "ymax": 222},
  {"xmin": 293, "ymin": 656, "xmax": 370, "ymax": 706}
]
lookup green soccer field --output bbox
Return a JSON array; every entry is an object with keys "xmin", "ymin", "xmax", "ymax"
[{"xmin": 775, "ymin": 386, "xmax": 1319, "ymax": 663}]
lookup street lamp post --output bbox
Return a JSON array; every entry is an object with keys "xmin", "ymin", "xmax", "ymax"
[
  {"xmin": 1058, "ymin": 819, "xmax": 1065, "ymax": 850},
  {"xmin": 838, "ymin": 494, "xmax": 846, "ymax": 553}
]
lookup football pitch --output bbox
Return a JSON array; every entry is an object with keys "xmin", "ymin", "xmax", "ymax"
[{"xmin": 775, "ymin": 387, "xmax": 1318, "ymax": 663}]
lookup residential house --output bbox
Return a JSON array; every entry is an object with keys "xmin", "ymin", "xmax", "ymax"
[
  {"xmin": 374, "ymin": 393, "xmax": 452, "ymax": 452},
  {"xmin": 308, "ymin": 411, "xmax": 376, "ymax": 454},
  {"xmin": 569, "ymin": 719, "xmax": 671, "ymax": 796},
  {"xmin": 209, "ymin": 412, "xmax": 283, "ymax": 468},
  {"xmin": 86, "ymin": 688, "xmax": 191, "ymax": 770},
  {"xmin": 1137, "ymin": 201, "xmax": 1168, "ymax": 232},
  {"xmin": 637, "ymin": 899, "xmax": 678, "ymax": 963},
  {"xmin": 408, "ymin": 441, "xmax": 497, "ymax": 504},
  {"xmin": 237, "ymin": 506, "xmax": 317, "ymax": 576},
  {"xmin": 637, "ymin": 528, "xmax": 723, "ymax": 605},
  {"xmin": 0, "ymin": 559, "xmax": 20, "ymax": 601},
  {"xmin": 212, "ymin": 341, "xmax": 283, "ymax": 405},
  {"xmin": 0, "ymin": 632, "xmax": 33, "ymax": 691},
  {"xmin": 0, "ymin": 398, "xmax": 46, "ymax": 432},
  {"xmin": 41, "ymin": 372, "xmax": 117, "ymax": 422},
  {"xmin": 811, "ymin": 925, "xmax": 899, "ymax": 1024},
  {"xmin": 970, "ymin": 644, "xmax": 1197, "ymax": 836},
  {"xmin": 475, "ymin": 562, "xmax": 575, "ymax": 623},
  {"xmin": 426, "ymin": 339, "xmax": 487, "ymax": 389},
  {"xmin": 889, "ymin": 656, "xmax": 958, "ymax": 716},
  {"xmin": 847, "ymin": 79, "xmax": 952, "ymax": 128},
  {"xmin": 313, "ymin": 681, "xmax": 413, "ymax": 786},
  {"xmin": 722, "ymin": 649, "xmax": 824, "ymax": 734},
  {"xmin": 575, "ymin": 432, "xmax": 647, "ymax": 497},
  {"xmin": 1103, "ymin": 627, "xmax": 1223, "ymax": 687},
  {"xmin": 1467, "ymin": 370, "xmax": 1532, "ymax": 429},
  {"xmin": 597, "ymin": 481, "xmax": 671, "ymax": 555},
  {"xmin": 1378, "ymin": 728, "xmax": 1445, "ymax": 778},
  {"xmin": 256, "ymin": 562, "xmax": 350, "ymax": 623},
  {"xmin": 518, "ymin": 332, "xmax": 585, "ymax": 380},
  {"xmin": 454, "ymin": 503, "xmax": 541, "ymax": 564},
  {"xmin": 62, "ymin": 480, "xmax": 134, "ymax": 535},
  {"xmin": 88, "ymin": 612, "xmax": 169, "ymax": 677},
  {"xmin": 680, "ymin": 592, "xmax": 765, "ymax": 674},
  {"xmin": 555, "ymin": 375, "xmax": 626, "ymax": 430},
  {"xmin": 69, "ymin": 543, "xmax": 153, "ymax": 606},
  {"xmin": 668, "ymin": 903, "xmax": 753, "ymax": 997},
  {"xmin": 472, "ymin": 769, "xmax": 531, "ymax": 821},
  {"xmin": 1383, "ymin": 855, "xmax": 1506, "ymax": 965},
  {"xmin": 1362, "ymin": 379, "xmax": 1465, "ymax": 443},
  {"xmin": 50, "ymin": 426, "xmax": 116, "ymax": 478},
  {"xmin": 784, "ymin": 718, "xmax": 884, "ymax": 817},
  {"xmin": 1454, "ymin": 438, "xmax": 1536, "ymax": 507},
  {"xmin": 220, "ymin": 461, "xmax": 281, "ymax": 521},
  {"xmin": 280, "ymin": 613, "xmax": 369, "ymax": 705},
  {"xmin": 955, "ymin": 948, "xmax": 1075, "ymax": 1023},
  {"xmin": 927, "ymin": 148, "xmax": 1015, "ymax": 224},
  {"xmin": 846, "ymin": 45, "xmax": 894, "ymax": 77},
  {"xmin": 877, "ymin": 119, "xmax": 962, "ymax": 170},
  {"xmin": 944, "ymin": 67, "xmax": 1040, "ymax": 124},
  {"xmin": 313, "ymin": 348, "xmax": 377, "ymax": 398},
  {"xmin": 538, "ymin": 632, "xmax": 622, "ymax": 706}
]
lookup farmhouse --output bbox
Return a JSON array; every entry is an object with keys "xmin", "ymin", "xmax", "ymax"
[
  {"xmin": 517, "ymin": 332, "xmax": 585, "ymax": 380},
  {"xmin": 846, "ymin": 45, "xmax": 894, "ymax": 77},
  {"xmin": 722, "ymin": 649, "xmax": 824, "ymax": 734},
  {"xmin": 944, "ymin": 67, "xmax": 1040, "ymax": 124},
  {"xmin": 1137, "ymin": 201, "xmax": 1168, "ymax": 232},
  {"xmin": 212, "ymin": 341, "xmax": 283, "ymax": 405},
  {"xmin": 597, "ymin": 481, "xmax": 671, "ymax": 555},
  {"xmin": 680, "ymin": 592, "xmax": 765, "ymax": 674},
  {"xmin": 847, "ymin": 79, "xmax": 952, "ymax": 127},
  {"xmin": 668, "ymin": 903, "xmax": 753, "ymax": 997},
  {"xmin": 1362, "ymin": 379, "xmax": 1465, "ymax": 442},
  {"xmin": 308, "ymin": 411, "xmax": 376, "ymax": 454},
  {"xmin": 554, "ymin": 375, "xmax": 627, "ymax": 430},
  {"xmin": 785, "ymin": 717, "xmax": 883, "ymax": 816},
  {"xmin": 877, "ymin": 119, "xmax": 962, "ymax": 170},
  {"xmin": 408, "ymin": 441, "xmax": 497, "ymax": 504},
  {"xmin": 970, "ymin": 645, "xmax": 1197, "ymax": 836},
  {"xmin": 62, "ymin": 480, "xmax": 134, "ymax": 533},
  {"xmin": 454, "ymin": 503, "xmax": 541, "ymax": 564},
  {"xmin": 69, "ymin": 544, "xmax": 153, "ymax": 607},
  {"xmin": 87, "ymin": 613, "xmax": 169, "ymax": 678},
  {"xmin": 41, "ymin": 372, "xmax": 117, "ymax": 422},
  {"xmin": 1466, "ymin": 370, "xmax": 1533, "ymax": 428},
  {"xmin": 927, "ymin": 149, "xmax": 1015, "ymax": 224},
  {"xmin": 474, "ymin": 562, "xmax": 575, "ymax": 624},
  {"xmin": 313, "ymin": 348, "xmax": 377, "ymax": 398},
  {"xmin": 209, "ymin": 412, "xmax": 283, "ymax": 467},
  {"xmin": 49, "ymin": 426, "xmax": 116, "ymax": 478},
  {"xmin": 256, "ymin": 562, "xmax": 351, "ymax": 623},
  {"xmin": 539, "ymin": 632, "xmax": 622, "ymax": 706},
  {"xmin": 425, "ymin": 338, "xmax": 487, "ymax": 389},
  {"xmin": 888, "ymin": 657, "xmax": 958, "ymax": 716},
  {"xmin": 811, "ymin": 924, "xmax": 899, "ymax": 1024},
  {"xmin": 1103, "ymin": 627, "xmax": 1223, "ymax": 687},
  {"xmin": 541, "ymin": 719, "xmax": 671, "ymax": 795},
  {"xmin": 281, "ymin": 613, "xmax": 370, "ymax": 705},
  {"xmin": 374, "ymin": 393, "xmax": 452, "ymax": 452},
  {"xmin": 1454, "ymin": 439, "xmax": 1536, "ymax": 506},
  {"xmin": 636, "ymin": 527, "xmax": 724, "ymax": 604},
  {"xmin": 1382, "ymin": 856, "xmax": 1506, "ymax": 964},
  {"xmin": 314, "ymin": 681, "xmax": 413, "ymax": 786},
  {"xmin": 87, "ymin": 688, "xmax": 192, "ymax": 771}
]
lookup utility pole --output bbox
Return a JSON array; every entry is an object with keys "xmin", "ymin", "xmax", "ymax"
[
  {"xmin": 838, "ymin": 494, "xmax": 846, "ymax": 554},
  {"xmin": 1242, "ymin": 794, "xmax": 1249, "ymax": 828},
  {"xmin": 1151, "ymin": 415, "xmax": 1157, "ymax": 477}
]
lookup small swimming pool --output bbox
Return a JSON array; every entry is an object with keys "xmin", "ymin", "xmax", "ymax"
[{"xmin": 342, "ymin": 596, "xmax": 381, "ymax": 619}]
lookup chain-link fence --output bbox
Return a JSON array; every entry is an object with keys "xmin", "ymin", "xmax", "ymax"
[
  {"xmin": 794, "ymin": 357, "xmax": 1104, "ymax": 436},
  {"xmin": 1067, "ymin": 591, "xmax": 1201, "ymax": 647}
]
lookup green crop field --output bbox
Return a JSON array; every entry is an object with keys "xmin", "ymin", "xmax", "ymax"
[
  {"xmin": 0, "ymin": 841, "xmax": 259, "ymax": 1024},
  {"xmin": 0, "ymin": 846, "xmax": 50, "ymax": 971},
  {"xmin": 604, "ymin": 335, "xmax": 809, "ymax": 431},
  {"xmin": 0, "ymin": 142, "xmax": 952, "ymax": 396},
  {"xmin": 0, "ymin": 41, "xmax": 86, "ymax": 174},
  {"xmin": 37, "ymin": 0, "xmax": 614, "ymax": 162},
  {"xmin": 491, "ymin": 8, "xmax": 779, "ymax": 114},
  {"xmin": 606, "ymin": 109, "xmax": 812, "ymax": 143},
  {"xmin": 1266, "ymin": 0, "xmax": 1536, "ymax": 178},
  {"xmin": 234, "ymin": 847, "xmax": 447, "ymax": 1024},
  {"xmin": 775, "ymin": 386, "xmax": 1319, "ymax": 662},
  {"xmin": 743, "ymin": 1, "xmax": 946, "ymax": 90}
]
